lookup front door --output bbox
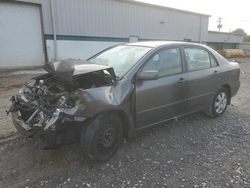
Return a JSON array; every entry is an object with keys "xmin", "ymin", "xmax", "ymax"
[{"xmin": 135, "ymin": 47, "xmax": 188, "ymax": 128}]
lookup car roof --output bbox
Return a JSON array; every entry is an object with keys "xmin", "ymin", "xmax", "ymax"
[
  {"xmin": 126, "ymin": 41, "xmax": 229, "ymax": 67},
  {"xmin": 126, "ymin": 41, "xmax": 203, "ymax": 48}
]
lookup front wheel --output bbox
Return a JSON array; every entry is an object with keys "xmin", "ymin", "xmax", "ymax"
[
  {"xmin": 80, "ymin": 114, "xmax": 123, "ymax": 162},
  {"xmin": 206, "ymin": 88, "xmax": 229, "ymax": 117}
]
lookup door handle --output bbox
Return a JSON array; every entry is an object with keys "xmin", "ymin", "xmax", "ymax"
[{"xmin": 177, "ymin": 77, "xmax": 185, "ymax": 83}]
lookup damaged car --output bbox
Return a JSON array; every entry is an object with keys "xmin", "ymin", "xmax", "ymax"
[{"xmin": 8, "ymin": 41, "xmax": 240, "ymax": 162}]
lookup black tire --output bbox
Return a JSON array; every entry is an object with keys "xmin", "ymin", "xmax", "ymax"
[
  {"xmin": 80, "ymin": 113, "xmax": 123, "ymax": 162},
  {"xmin": 205, "ymin": 87, "xmax": 229, "ymax": 117}
]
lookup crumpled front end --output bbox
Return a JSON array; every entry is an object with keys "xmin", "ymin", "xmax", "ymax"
[
  {"xmin": 7, "ymin": 76, "xmax": 87, "ymax": 147},
  {"xmin": 9, "ymin": 93, "xmax": 85, "ymax": 135},
  {"xmin": 7, "ymin": 60, "xmax": 119, "ymax": 147}
]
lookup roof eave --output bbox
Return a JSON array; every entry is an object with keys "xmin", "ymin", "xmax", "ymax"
[{"xmin": 116, "ymin": 0, "xmax": 211, "ymax": 17}]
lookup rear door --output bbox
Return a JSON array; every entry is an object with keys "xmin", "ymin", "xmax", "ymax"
[
  {"xmin": 135, "ymin": 47, "xmax": 188, "ymax": 128},
  {"xmin": 183, "ymin": 46, "xmax": 221, "ymax": 111}
]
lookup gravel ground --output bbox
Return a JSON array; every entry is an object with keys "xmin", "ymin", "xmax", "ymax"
[
  {"xmin": 0, "ymin": 70, "xmax": 45, "ymax": 138},
  {"xmin": 0, "ymin": 60, "xmax": 250, "ymax": 188}
]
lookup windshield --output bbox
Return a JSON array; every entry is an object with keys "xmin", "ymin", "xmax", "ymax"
[{"xmin": 89, "ymin": 45, "xmax": 152, "ymax": 79}]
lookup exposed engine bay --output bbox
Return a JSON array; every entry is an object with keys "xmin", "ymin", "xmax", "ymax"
[{"xmin": 7, "ymin": 60, "xmax": 116, "ymax": 143}]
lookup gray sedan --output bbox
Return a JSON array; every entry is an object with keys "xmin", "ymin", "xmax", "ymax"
[{"xmin": 9, "ymin": 41, "xmax": 240, "ymax": 162}]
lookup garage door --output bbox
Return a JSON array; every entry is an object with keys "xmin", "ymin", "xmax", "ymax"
[{"xmin": 0, "ymin": 2, "xmax": 45, "ymax": 68}]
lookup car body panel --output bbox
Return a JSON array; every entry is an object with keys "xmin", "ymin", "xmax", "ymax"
[
  {"xmin": 8, "ymin": 41, "xmax": 241, "ymax": 146},
  {"xmin": 186, "ymin": 67, "xmax": 222, "ymax": 111},
  {"xmin": 73, "ymin": 80, "xmax": 134, "ymax": 117},
  {"xmin": 135, "ymin": 72, "xmax": 189, "ymax": 127}
]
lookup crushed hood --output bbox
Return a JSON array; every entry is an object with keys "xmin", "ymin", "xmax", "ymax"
[{"xmin": 44, "ymin": 59, "xmax": 116, "ymax": 81}]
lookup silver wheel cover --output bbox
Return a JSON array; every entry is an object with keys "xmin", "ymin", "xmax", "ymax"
[{"xmin": 215, "ymin": 92, "xmax": 227, "ymax": 114}]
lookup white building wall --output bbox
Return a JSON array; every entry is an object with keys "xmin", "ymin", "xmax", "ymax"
[
  {"xmin": 9, "ymin": 0, "xmax": 209, "ymax": 63},
  {"xmin": 41, "ymin": 0, "xmax": 209, "ymax": 41},
  {"xmin": 39, "ymin": 0, "xmax": 209, "ymax": 61},
  {"xmin": 46, "ymin": 40, "xmax": 121, "ymax": 61},
  {"xmin": 207, "ymin": 31, "xmax": 243, "ymax": 43}
]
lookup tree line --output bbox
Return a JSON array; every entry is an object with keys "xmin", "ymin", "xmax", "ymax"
[{"xmin": 232, "ymin": 29, "xmax": 250, "ymax": 42}]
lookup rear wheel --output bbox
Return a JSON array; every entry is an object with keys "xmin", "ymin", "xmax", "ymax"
[
  {"xmin": 206, "ymin": 87, "xmax": 229, "ymax": 117},
  {"xmin": 80, "ymin": 113, "xmax": 123, "ymax": 162}
]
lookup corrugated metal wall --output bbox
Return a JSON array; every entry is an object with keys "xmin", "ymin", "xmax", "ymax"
[
  {"xmin": 207, "ymin": 31, "xmax": 243, "ymax": 43},
  {"xmin": 41, "ymin": 0, "xmax": 209, "ymax": 42}
]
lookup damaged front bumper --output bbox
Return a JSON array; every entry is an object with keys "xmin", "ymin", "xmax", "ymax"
[
  {"xmin": 10, "ymin": 108, "xmax": 86, "ymax": 133},
  {"xmin": 8, "ymin": 96, "xmax": 87, "ymax": 147}
]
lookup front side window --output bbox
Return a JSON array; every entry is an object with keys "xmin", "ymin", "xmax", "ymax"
[
  {"xmin": 184, "ymin": 48, "xmax": 210, "ymax": 71},
  {"xmin": 142, "ymin": 48, "xmax": 182, "ymax": 77},
  {"xmin": 89, "ymin": 45, "xmax": 151, "ymax": 80}
]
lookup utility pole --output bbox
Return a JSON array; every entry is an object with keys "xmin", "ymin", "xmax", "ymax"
[{"xmin": 217, "ymin": 17, "xmax": 223, "ymax": 32}]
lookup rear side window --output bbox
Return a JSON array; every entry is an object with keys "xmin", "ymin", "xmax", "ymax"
[
  {"xmin": 210, "ymin": 54, "xmax": 218, "ymax": 67},
  {"xmin": 143, "ymin": 48, "xmax": 182, "ymax": 77},
  {"xmin": 184, "ymin": 48, "xmax": 210, "ymax": 71}
]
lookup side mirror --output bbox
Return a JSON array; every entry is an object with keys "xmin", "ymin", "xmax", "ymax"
[{"xmin": 137, "ymin": 70, "xmax": 159, "ymax": 81}]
